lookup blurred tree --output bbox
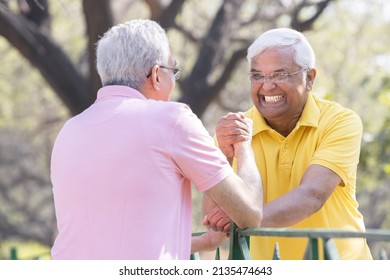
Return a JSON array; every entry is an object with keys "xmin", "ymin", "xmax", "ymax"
[
  {"xmin": 0, "ymin": 0, "xmax": 334, "ymax": 117},
  {"xmin": 5, "ymin": 0, "xmax": 390, "ymax": 256}
]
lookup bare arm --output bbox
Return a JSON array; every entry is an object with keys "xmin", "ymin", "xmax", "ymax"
[
  {"xmin": 191, "ymin": 194, "xmax": 228, "ymax": 253},
  {"xmin": 205, "ymin": 116, "xmax": 263, "ymax": 229},
  {"xmin": 191, "ymin": 113, "xmax": 262, "ymax": 252},
  {"xmin": 260, "ymin": 164, "xmax": 341, "ymax": 227},
  {"xmin": 205, "ymin": 164, "xmax": 341, "ymax": 231},
  {"xmin": 206, "ymin": 112, "xmax": 342, "ymax": 231}
]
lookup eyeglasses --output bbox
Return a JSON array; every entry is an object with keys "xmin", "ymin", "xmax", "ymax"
[
  {"xmin": 147, "ymin": 65, "xmax": 181, "ymax": 80},
  {"xmin": 248, "ymin": 68, "xmax": 307, "ymax": 84},
  {"xmin": 160, "ymin": 66, "xmax": 181, "ymax": 80}
]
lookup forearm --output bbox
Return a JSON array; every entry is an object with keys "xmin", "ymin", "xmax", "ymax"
[
  {"xmin": 192, "ymin": 196, "xmax": 213, "ymax": 253},
  {"xmin": 234, "ymin": 142, "xmax": 263, "ymax": 227},
  {"xmin": 191, "ymin": 235, "xmax": 208, "ymax": 254},
  {"xmin": 236, "ymin": 142, "xmax": 263, "ymax": 200},
  {"xmin": 260, "ymin": 188, "xmax": 323, "ymax": 227},
  {"xmin": 261, "ymin": 165, "xmax": 340, "ymax": 227},
  {"xmin": 202, "ymin": 193, "xmax": 217, "ymax": 217},
  {"xmin": 235, "ymin": 143, "xmax": 262, "ymax": 200},
  {"xmin": 194, "ymin": 195, "xmax": 229, "ymax": 253},
  {"xmin": 205, "ymin": 117, "xmax": 263, "ymax": 229},
  {"xmin": 191, "ymin": 231, "xmax": 227, "ymax": 253}
]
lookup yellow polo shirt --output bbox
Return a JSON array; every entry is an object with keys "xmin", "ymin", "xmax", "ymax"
[{"xmin": 238, "ymin": 93, "xmax": 372, "ymax": 259}]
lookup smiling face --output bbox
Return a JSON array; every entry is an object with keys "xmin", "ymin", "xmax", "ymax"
[{"xmin": 250, "ymin": 47, "xmax": 315, "ymax": 132}]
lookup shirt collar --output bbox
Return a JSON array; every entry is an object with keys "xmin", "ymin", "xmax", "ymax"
[
  {"xmin": 96, "ymin": 85, "xmax": 147, "ymax": 102},
  {"xmin": 248, "ymin": 93, "xmax": 320, "ymax": 136}
]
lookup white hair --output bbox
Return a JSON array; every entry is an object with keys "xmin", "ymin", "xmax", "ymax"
[
  {"xmin": 96, "ymin": 19, "xmax": 171, "ymax": 90},
  {"xmin": 247, "ymin": 28, "xmax": 316, "ymax": 69}
]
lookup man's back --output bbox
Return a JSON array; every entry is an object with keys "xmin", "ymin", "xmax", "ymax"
[{"xmin": 51, "ymin": 86, "xmax": 232, "ymax": 259}]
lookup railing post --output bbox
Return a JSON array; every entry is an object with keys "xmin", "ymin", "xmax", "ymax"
[
  {"xmin": 323, "ymin": 238, "xmax": 340, "ymax": 260},
  {"xmin": 303, "ymin": 238, "xmax": 319, "ymax": 259},
  {"xmin": 190, "ymin": 252, "xmax": 200, "ymax": 260},
  {"xmin": 193, "ymin": 227, "xmax": 390, "ymax": 260},
  {"xmin": 272, "ymin": 242, "xmax": 281, "ymax": 260},
  {"xmin": 10, "ymin": 247, "xmax": 18, "ymax": 260},
  {"xmin": 228, "ymin": 223, "xmax": 241, "ymax": 259},
  {"xmin": 228, "ymin": 223, "xmax": 251, "ymax": 260},
  {"xmin": 215, "ymin": 247, "xmax": 220, "ymax": 260},
  {"xmin": 379, "ymin": 249, "xmax": 388, "ymax": 260}
]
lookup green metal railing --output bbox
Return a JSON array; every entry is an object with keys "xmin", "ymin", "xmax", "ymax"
[
  {"xmin": 7, "ymin": 227, "xmax": 390, "ymax": 260},
  {"xmin": 192, "ymin": 225, "xmax": 390, "ymax": 260},
  {"xmin": 7, "ymin": 247, "xmax": 51, "ymax": 260}
]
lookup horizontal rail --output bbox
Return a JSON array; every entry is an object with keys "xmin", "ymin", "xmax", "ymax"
[
  {"xmin": 192, "ymin": 227, "xmax": 390, "ymax": 260},
  {"xmin": 237, "ymin": 227, "xmax": 390, "ymax": 241}
]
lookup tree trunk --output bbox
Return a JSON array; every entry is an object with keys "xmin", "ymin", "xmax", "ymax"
[
  {"xmin": 179, "ymin": 0, "xmax": 244, "ymax": 117},
  {"xmin": 0, "ymin": 4, "xmax": 89, "ymax": 115},
  {"xmin": 82, "ymin": 0, "xmax": 113, "ymax": 104}
]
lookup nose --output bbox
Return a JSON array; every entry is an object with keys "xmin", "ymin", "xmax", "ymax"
[{"xmin": 261, "ymin": 77, "xmax": 276, "ymax": 90}]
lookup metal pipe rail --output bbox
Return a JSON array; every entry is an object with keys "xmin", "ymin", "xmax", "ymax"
[
  {"xmin": 192, "ymin": 226, "xmax": 390, "ymax": 260},
  {"xmin": 229, "ymin": 226, "xmax": 390, "ymax": 260}
]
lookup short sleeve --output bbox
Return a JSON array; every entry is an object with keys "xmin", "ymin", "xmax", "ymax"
[
  {"xmin": 171, "ymin": 105, "xmax": 233, "ymax": 192},
  {"xmin": 311, "ymin": 109, "xmax": 363, "ymax": 186}
]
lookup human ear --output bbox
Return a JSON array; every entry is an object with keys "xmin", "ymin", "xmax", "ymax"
[
  {"xmin": 150, "ymin": 65, "xmax": 161, "ymax": 90},
  {"xmin": 306, "ymin": 68, "xmax": 316, "ymax": 91}
]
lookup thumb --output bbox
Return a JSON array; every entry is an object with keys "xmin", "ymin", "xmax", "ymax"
[{"xmin": 202, "ymin": 215, "xmax": 210, "ymax": 226}]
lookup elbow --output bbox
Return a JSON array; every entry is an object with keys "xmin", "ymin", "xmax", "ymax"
[
  {"xmin": 311, "ymin": 195, "xmax": 326, "ymax": 215},
  {"xmin": 235, "ymin": 208, "xmax": 263, "ymax": 229},
  {"xmin": 249, "ymin": 209, "xmax": 263, "ymax": 228},
  {"xmin": 255, "ymin": 210, "xmax": 263, "ymax": 227}
]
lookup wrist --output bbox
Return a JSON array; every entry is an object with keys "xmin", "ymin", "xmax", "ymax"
[{"xmin": 233, "ymin": 141, "xmax": 252, "ymax": 157}]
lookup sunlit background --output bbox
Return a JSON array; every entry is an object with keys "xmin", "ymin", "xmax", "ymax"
[{"xmin": 0, "ymin": 0, "xmax": 389, "ymax": 259}]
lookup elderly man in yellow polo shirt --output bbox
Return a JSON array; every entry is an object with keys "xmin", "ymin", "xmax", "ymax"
[{"xmin": 206, "ymin": 28, "xmax": 372, "ymax": 260}]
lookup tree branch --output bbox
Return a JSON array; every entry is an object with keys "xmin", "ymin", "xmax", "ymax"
[
  {"xmin": 179, "ymin": 0, "xmax": 244, "ymax": 117},
  {"xmin": 209, "ymin": 47, "xmax": 248, "ymax": 97},
  {"xmin": 291, "ymin": 0, "xmax": 335, "ymax": 31},
  {"xmin": 0, "ymin": 4, "xmax": 89, "ymax": 115},
  {"xmin": 82, "ymin": 0, "xmax": 113, "ymax": 103},
  {"xmin": 144, "ymin": 0, "xmax": 164, "ymax": 20},
  {"xmin": 18, "ymin": 0, "xmax": 50, "ymax": 35},
  {"xmin": 157, "ymin": 0, "xmax": 186, "ymax": 29}
]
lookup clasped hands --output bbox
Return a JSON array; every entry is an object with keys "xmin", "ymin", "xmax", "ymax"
[{"xmin": 204, "ymin": 112, "xmax": 253, "ymax": 233}]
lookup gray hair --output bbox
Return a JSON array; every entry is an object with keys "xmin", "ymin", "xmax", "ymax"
[
  {"xmin": 247, "ymin": 28, "xmax": 316, "ymax": 69},
  {"xmin": 96, "ymin": 19, "xmax": 171, "ymax": 90}
]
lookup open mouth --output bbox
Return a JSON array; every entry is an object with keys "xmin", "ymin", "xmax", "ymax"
[{"xmin": 263, "ymin": 95, "xmax": 284, "ymax": 103}]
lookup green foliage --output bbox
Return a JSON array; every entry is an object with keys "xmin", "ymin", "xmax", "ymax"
[
  {"xmin": 0, "ymin": 10, "xmax": 69, "ymax": 247},
  {"xmin": 1, "ymin": 0, "xmax": 390, "ymax": 253},
  {"xmin": 49, "ymin": 0, "xmax": 86, "ymax": 64},
  {"xmin": 306, "ymin": 0, "xmax": 390, "ymax": 192}
]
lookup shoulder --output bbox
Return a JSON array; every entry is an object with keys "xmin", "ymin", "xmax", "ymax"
[
  {"xmin": 149, "ymin": 100, "xmax": 192, "ymax": 116},
  {"xmin": 311, "ymin": 96, "xmax": 363, "ymax": 141},
  {"xmin": 314, "ymin": 95, "xmax": 362, "ymax": 128},
  {"xmin": 148, "ymin": 101, "xmax": 206, "ymax": 136},
  {"xmin": 142, "ymin": 101, "xmax": 197, "ymax": 126},
  {"xmin": 164, "ymin": 101, "xmax": 200, "ymax": 123}
]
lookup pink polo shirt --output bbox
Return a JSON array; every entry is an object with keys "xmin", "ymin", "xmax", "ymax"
[{"xmin": 50, "ymin": 86, "xmax": 232, "ymax": 260}]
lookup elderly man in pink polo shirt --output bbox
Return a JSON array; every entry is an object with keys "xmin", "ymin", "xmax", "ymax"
[{"xmin": 50, "ymin": 19, "xmax": 263, "ymax": 260}]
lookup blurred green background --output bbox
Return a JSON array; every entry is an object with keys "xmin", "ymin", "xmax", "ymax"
[{"xmin": 0, "ymin": 0, "xmax": 389, "ymax": 259}]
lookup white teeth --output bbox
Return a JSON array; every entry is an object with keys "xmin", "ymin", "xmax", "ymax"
[{"xmin": 264, "ymin": 95, "xmax": 283, "ymax": 103}]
